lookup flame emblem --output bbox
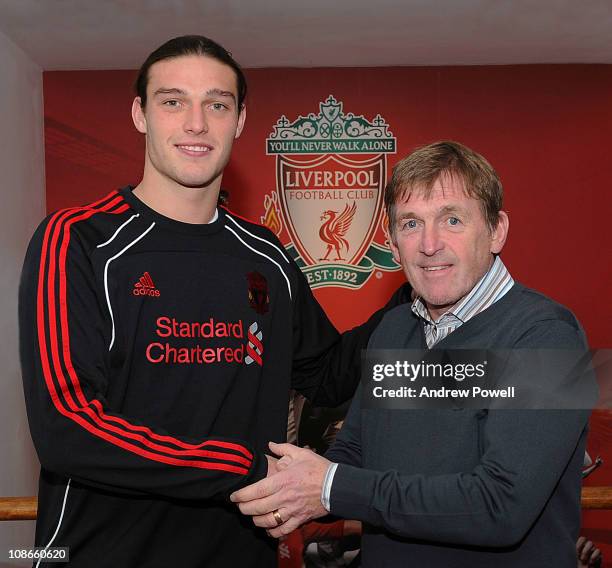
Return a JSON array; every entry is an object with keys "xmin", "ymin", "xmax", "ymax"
[{"xmin": 261, "ymin": 192, "xmax": 283, "ymax": 236}]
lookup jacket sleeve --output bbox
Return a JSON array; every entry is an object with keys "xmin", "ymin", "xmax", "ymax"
[
  {"xmin": 19, "ymin": 214, "xmax": 267, "ymax": 501},
  {"xmin": 290, "ymin": 260, "xmax": 411, "ymax": 407},
  {"xmin": 327, "ymin": 320, "xmax": 591, "ymax": 547}
]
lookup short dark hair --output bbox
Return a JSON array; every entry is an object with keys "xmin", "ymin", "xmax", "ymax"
[
  {"xmin": 135, "ymin": 35, "xmax": 247, "ymax": 110},
  {"xmin": 385, "ymin": 141, "xmax": 503, "ymax": 238}
]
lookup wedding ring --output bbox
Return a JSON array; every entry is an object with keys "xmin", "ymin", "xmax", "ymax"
[{"xmin": 272, "ymin": 509, "xmax": 283, "ymax": 526}]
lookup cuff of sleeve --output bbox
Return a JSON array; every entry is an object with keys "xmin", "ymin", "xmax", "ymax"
[
  {"xmin": 227, "ymin": 451, "xmax": 267, "ymax": 499},
  {"xmin": 320, "ymin": 462, "xmax": 338, "ymax": 512},
  {"xmin": 328, "ymin": 464, "xmax": 377, "ymax": 521}
]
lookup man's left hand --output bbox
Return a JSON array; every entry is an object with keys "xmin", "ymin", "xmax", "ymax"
[{"xmin": 230, "ymin": 441, "xmax": 330, "ymax": 537}]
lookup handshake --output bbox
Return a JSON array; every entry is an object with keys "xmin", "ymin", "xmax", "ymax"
[{"xmin": 230, "ymin": 442, "xmax": 331, "ymax": 538}]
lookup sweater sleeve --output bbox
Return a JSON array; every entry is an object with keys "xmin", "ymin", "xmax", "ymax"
[
  {"xmin": 19, "ymin": 214, "xmax": 267, "ymax": 501},
  {"xmin": 328, "ymin": 319, "xmax": 590, "ymax": 547},
  {"xmin": 290, "ymin": 260, "xmax": 411, "ymax": 407}
]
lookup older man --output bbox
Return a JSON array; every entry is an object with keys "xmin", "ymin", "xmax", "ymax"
[{"xmin": 232, "ymin": 141, "xmax": 591, "ymax": 567}]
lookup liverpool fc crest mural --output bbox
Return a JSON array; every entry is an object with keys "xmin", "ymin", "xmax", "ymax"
[{"xmin": 262, "ymin": 96, "xmax": 400, "ymax": 289}]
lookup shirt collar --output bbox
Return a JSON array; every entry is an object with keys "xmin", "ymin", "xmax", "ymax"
[{"xmin": 411, "ymin": 256, "xmax": 513, "ymax": 325}]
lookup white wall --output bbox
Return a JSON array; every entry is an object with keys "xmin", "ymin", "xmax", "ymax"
[{"xmin": 0, "ymin": 29, "xmax": 45, "ymax": 564}]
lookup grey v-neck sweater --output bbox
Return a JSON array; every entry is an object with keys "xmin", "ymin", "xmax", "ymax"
[{"xmin": 328, "ymin": 283, "xmax": 591, "ymax": 567}]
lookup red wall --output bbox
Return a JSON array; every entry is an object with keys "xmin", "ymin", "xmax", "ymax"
[
  {"xmin": 44, "ymin": 64, "xmax": 612, "ymax": 559},
  {"xmin": 44, "ymin": 65, "xmax": 612, "ymax": 344}
]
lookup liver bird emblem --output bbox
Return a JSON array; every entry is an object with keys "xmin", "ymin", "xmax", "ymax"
[{"xmin": 319, "ymin": 202, "xmax": 357, "ymax": 261}]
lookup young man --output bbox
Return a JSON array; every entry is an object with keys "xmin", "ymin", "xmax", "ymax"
[
  {"xmin": 19, "ymin": 36, "xmax": 407, "ymax": 567},
  {"xmin": 233, "ymin": 141, "xmax": 592, "ymax": 567}
]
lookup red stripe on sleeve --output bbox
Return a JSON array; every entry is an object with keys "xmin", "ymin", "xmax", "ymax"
[{"xmin": 36, "ymin": 195, "xmax": 253, "ymax": 474}]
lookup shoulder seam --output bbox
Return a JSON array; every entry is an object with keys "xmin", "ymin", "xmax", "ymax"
[{"xmin": 225, "ymin": 213, "xmax": 290, "ymax": 263}]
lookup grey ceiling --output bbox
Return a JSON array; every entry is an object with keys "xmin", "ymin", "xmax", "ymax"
[{"xmin": 1, "ymin": 0, "xmax": 611, "ymax": 70}]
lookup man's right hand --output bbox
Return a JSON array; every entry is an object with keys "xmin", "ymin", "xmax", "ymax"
[
  {"xmin": 265, "ymin": 452, "xmax": 292, "ymax": 477},
  {"xmin": 233, "ymin": 443, "xmax": 330, "ymax": 538}
]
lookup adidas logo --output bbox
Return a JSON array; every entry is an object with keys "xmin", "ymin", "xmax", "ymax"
[{"xmin": 133, "ymin": 271, "xmax": 160, "ymax": 297}]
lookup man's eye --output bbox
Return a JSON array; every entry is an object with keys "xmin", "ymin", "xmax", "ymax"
[
  {"xmin": 211, "ymin": 102, "xmax": 228, "ymax": 111},
  {"xmin": 403, "ymin": 220, "xmax": 417, "ymax": 230},
  {"xmin": 163, "ymin": 100, "xmax": 180, "ymax": 107},
  {"xmin": 448, "ymin": 217, "xmax": 460, "ymax": 226}
]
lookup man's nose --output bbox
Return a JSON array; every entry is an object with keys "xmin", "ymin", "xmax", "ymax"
[
  {"xmin": 419, "ymin": 224, "xmax": 444, "ymax": 256},
  {"xmin": 184, "ymin": 106, "xmax": 208, "ymax": 135}
]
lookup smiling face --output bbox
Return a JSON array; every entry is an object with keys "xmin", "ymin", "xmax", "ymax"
[
  {"xmin": 131, "ymin": 54, "xmax": 245, "ymax": 193},
  {"xmin": 389, "ymin": 174, "xmax": 509, "ymax": 320}
]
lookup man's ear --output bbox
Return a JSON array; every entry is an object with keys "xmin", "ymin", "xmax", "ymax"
[
  {"xmin": 490, "ymin": 211, "xmax": 509, "ymax": 254},
  {"xmin": 388, "ymin": 231, "xmax": 401, "ymax": 265},
  {"xmin": 235, "ymin": 103, "xmax": 246, "ymax": 139},
  {"xmin": 132, "ymin": 97, "xmax": 147, "ymax": 134}
]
